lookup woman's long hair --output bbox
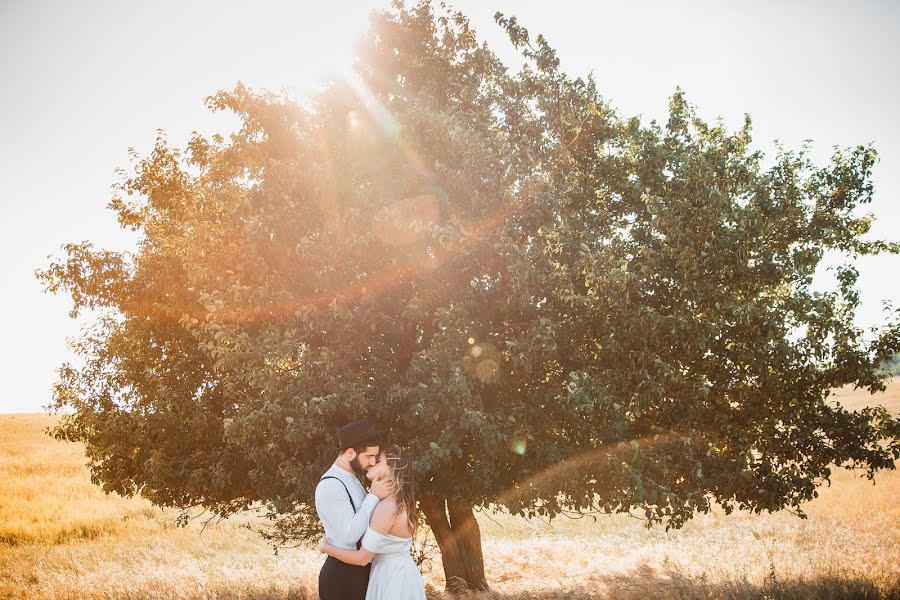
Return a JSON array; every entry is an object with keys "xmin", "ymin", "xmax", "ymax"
[{"xmin": 382, "ymin": 444, "xmax": 416, "ymax": 535}]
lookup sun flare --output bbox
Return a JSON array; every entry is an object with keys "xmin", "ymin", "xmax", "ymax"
[{"xmin": 268, "ymin": 4, "xmax": 370, "ymax": 97}]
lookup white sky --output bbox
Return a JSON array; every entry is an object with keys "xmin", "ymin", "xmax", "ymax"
[{"xmin": 1, "ymin": 0, "xmax": 898, "ymax": 413}]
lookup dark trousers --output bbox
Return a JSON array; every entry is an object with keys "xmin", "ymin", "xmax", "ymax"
[{"xmin": 319, "ymin": 556, "xmax": 371, "ymax": 600}]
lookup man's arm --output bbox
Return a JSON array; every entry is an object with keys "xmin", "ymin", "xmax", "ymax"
[
  {"xmin": 320, "ymin": 500, "xmax": 400, "ymax": 566},
  {"xmin": 315, "ymin": 479, "xmax": 380, "ymax": 548},
  {"xmin": 320, "ymin": 542, "xmax": 375, "ymax": 566}
]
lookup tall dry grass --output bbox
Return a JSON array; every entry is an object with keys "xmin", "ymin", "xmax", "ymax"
[{"xmin": 1, "ymin": 380, "xmax": 898, "ymax": 599}]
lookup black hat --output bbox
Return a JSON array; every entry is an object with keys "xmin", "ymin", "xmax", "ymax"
[{"xmin": 335, "ymin": 419, "xmax": 378, "ymax": 450}]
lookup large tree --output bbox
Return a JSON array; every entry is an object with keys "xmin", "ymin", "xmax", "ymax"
[{"xmin": 39, "ymin": 1, "xmax": 899, "ymax": 592}]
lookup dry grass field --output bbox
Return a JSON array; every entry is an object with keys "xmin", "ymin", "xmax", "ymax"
[{"xmin": 1, "ymin": 380, "xmax": 898, "ymax": 600}]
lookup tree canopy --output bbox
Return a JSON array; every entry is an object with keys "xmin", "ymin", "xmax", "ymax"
[{"xmin": 38, "ymin": 1, "xmax": 899, "ymax": 591}]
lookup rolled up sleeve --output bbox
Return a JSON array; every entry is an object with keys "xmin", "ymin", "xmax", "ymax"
[{"xmin": 316, "ymin": 481, "xmax": 380, "ymax": 549}]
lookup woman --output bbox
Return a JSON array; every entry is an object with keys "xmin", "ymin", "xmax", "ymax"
[{"xmin": 319, "ymin": 445, "xmax": 426, "ymax": 600}]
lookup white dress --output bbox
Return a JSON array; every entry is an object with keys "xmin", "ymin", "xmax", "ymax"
[{"xmin": 362, "ymin": 527, "xmax": 426, "ymax": 600}]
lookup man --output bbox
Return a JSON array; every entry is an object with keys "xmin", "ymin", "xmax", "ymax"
[{"xmin": 316, "ymin": 419, "xmax": 391, "ymax": 600}]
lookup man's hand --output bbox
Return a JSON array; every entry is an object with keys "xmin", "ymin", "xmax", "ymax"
[
  {"xmin": 319, "ymin": 538, "xmax": 330, "ymax": 554},
  {"xmin": 370, "ymin": 478, "xmax": 392, "ymax": 500}
]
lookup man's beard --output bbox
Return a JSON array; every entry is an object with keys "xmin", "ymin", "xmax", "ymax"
[{"xmin": 349, "ymin": 455, "xmax": 368, "ymax": 477}]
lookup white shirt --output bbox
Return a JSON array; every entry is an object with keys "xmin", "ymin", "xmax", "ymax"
[{"xmin": 315, "ymin": 463, "xmax": 380, "ymax": 550}]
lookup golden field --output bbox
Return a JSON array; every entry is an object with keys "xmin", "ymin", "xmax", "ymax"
[{"xmin": 1, "ymin": 380, "xmax": 898, "ymax": 600}]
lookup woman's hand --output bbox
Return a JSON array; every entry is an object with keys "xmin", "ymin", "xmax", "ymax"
[{"xmin": 319, "ymin": 538, "xmax": 330, "ymax": 554}]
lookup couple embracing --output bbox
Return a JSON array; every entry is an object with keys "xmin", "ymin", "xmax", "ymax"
[{"xmin": 315, "ymin": 419, "xmax": 426, "ymax": 600}]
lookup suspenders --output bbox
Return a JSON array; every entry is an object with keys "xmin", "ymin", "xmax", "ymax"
[
  {"xmin": 319, "ymin": 476, "xmax": 358, "ymax": 512},
  {"xmin": 319, "ymin": 475, "xmax": 362, "ymax": 550}
]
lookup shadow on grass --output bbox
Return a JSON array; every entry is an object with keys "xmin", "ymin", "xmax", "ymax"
[
  {"xmin": 180, "ymin": 572, "xmax": 898, "ymax": 600},
  {"xmin": 20, "ymin": 570, "xmax": 894, "ymax": 600},
  {"xmin": 423, "ymin": 566, "xmax": 899, "ymax": 600}
]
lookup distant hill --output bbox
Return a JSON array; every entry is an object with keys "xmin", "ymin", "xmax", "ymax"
[{"xmin": 881, "ymin": 352, "xmax": 900, "ymax": 377}]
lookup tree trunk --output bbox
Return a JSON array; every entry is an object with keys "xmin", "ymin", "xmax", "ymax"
[
  {"xmin": 446, "ymin": 500, "xmax": 488, "ymax": 589},
  {"xmin": 420, "ymin": 494, "xmax": 489, "ymax": 593}
]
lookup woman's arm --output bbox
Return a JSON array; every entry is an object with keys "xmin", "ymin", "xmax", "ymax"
[
  {"xmin": 314, "ymin": 479, "xmax": 382, "ymax": 549},
  {"xmin": 319, "ymin": 499, "xmax": 400, "ymax": 566}
]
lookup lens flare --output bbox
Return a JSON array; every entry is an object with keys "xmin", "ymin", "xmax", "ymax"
[
  {"xmin": 463, "ymin": 341, "xmax": 500, "ymax": 384},
  {"xmin": 510, "ymin": 434, "xmax": 527, "ymax": 455},
  {"xmin": 159, "ymin": 73, "xmax": 538, "ymax": 328},
  {"xmin": 494, "ymin": 433, "xmax": 679, "ymax": 508},
  {"xmin": 372, "ymin": 194, "xmax": 441, "ymax": 247}
]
